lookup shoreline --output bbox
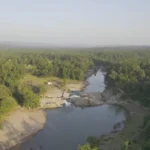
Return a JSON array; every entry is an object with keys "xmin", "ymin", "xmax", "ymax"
[
  {"xmin": 8, "ymin": 109, "xmax": 47, "ymax": 150},
  {"xmin": 0, "ymin": 108, "xmax": 46, "ymax": 150},
  {"xmin": 3, "ymin": 79, "xmax": 87, "ymax": 150},
  {"xmin": 1, "ymin": 69, "xmax": 95, "ymax": 150},
  {"xmin": 68, "ymin": 85, "xmax": 150, "ymax": 149},
  {"xmin": 84, "ymin": 68, "xmax": 95, "ymax": 80},
  {"xmin": 40, "ymin": 80, "xmax": 86, "ymax": 109},
  {"xmin": 2, "ymin": 68, "xmax": 148, "ymax": 150},
  {"xmin": 39, "ymin": 67, "xmax": 95, "ymax": 109},
  {"xmin": 99, "ymin": 93, "xmax": 149, "ymax": 150}
]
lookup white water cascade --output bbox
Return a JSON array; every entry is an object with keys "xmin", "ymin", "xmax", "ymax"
[{"xmin": 64, "ymin": 100, "xmax": 71, "ymax": 107}]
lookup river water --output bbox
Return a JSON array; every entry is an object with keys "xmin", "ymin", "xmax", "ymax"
[
  {"xmin": 21, "ymin": 69, "xmax": 127, "ymax": 150},
  {"xmin": 84, "ymin": 69, "xmax": 106, "ymax": 93}
]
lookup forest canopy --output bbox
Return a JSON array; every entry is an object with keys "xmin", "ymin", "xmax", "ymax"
[{"xmin": 0, "ymin": 49, "xmax": 150, "ymax": 132}]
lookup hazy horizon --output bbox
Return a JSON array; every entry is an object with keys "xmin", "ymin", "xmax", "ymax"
[{"xmin": 0, "ymin": 0, "xmax": 150, "ymax": 47}]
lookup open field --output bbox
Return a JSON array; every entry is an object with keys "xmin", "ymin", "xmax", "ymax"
[{"xmin": 20, "ymin": 73, "xmax": 82, "ymax": 86}]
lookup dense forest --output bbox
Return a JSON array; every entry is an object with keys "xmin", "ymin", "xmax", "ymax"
[{"xmin": 0, "ymin": 49, "xmax": 150, "ymax": 149}]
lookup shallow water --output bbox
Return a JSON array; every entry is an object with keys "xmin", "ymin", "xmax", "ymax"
[{"xmin": 20, "ymin": 69, "xmax": 127, "ymax": 150}]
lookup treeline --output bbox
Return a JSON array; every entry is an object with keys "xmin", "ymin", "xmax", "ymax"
[
  {"xmin": 21, "ymin": 52, "xmax": 94, "ymax": 80},
  {"xmin": 1, "ymin": 50, "xmax": 150, "ymax": 109},
  {"xmin": 0, "ymin": 50, "xmax": 95, "ymax": 126},
  {"xmin": 0, "ymin": 56, "xmax": 40, "ymax": 126},
  {"xmin": 105, "ymin": 51, "xmax": 150, "ymax": 107},
  {"xmin": 1, "ymin": 49, "xmax": 150, "ymax": 128}
]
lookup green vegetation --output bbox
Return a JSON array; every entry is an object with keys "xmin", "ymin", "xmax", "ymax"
[
  {"xmin": 0, "ymin": 84, "xmax": 17, "ymax": 127},
  {"xmin": 0, "ymin": 50, "xmax": 95, "ymax": 126},
  {"xmin": 78, "ymin": 136, "xmax": 100, "ymax": 150},
  {"xmin": 0, "ymin": 48, "xmax": 150, "ymax": 149},
  {"xmin": 21, "ymin": 52, "xmax": 94, "ymax": 80},
  {"xmin": 78, "ymin": 143, "xmax": 99, "ymax": 150},
  {"xmin": 106, "ymin": 56, "xmax": 150, "ymax": 107},
  {"xmin": 87, "ymin": 136, "xmax": 100, "ymax": 149},
  {"xmin": 141, "ymin": 115, "xmax": 150, "ymax": 150},
  {"xmin": 122, "ymin": 140, "xmax": 130, "ymax": 150},
  {"xmin": 17, "ymin": 84, "xmax": 40, "ymax": 109}
]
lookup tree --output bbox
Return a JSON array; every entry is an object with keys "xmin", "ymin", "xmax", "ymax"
[
  {"xmin": 143, "ymin": 139, "xmax": 150, "ymax": 150},
  {"xmin": 143, "ymin": 121, "xmax": 150, "ymax": 140},
  {"xmin": 18, "ymin": 84, "xmax": 40, "ymax": 109},
  {"xmin": 78, "ymin": 144, "xmax": 99, "ymax": 150},
  {"xmin": 60, "ymin": 78, "xmax": 67, "ymax": 98},
  {"xmin": 0, "ymin": 84, "xmax": 11, "ymax": 99},
  {"xmin": 87, "ymin": 136, "xmax": 100, "ymax": 148},
  {"xmin": 0, "ymin": 97, "xmax": 17, "ymax": 114},
  {"xmin": 124, "ymin": 140, "xmax": 129, "ymax": 150},
  {"xmin": 144, "ymin": 115, "xmax": 150, "ymax": 127},
  {"xmin": 0, "ymin": 85, "xmax": 17, "ymax": 127}
]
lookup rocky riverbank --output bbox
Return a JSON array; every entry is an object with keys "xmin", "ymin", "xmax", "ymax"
[
  {"xmin": 68, "ymin": 89, "xmax": 122, "ymax": 107},
  {"xmin": 69, "ymin": 92, "xmax": 104, "ymax": 106},
  {"xmin": 40, "ymin": 68, "xmax": 101, "ymax": 108},
  {"xmin": 40, "ymin": 82, "xmax": 85, "ymax": 108}
]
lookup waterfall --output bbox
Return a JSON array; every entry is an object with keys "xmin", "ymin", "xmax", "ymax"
[{"xmin": 64, "ymin": 100, "xmax": 71, "ymax": 107}]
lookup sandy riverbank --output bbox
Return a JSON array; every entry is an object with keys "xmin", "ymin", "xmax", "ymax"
[
  {"xmin": 0, "ymin": 108, "xmax": 46, "ymax": 150},
  {"xmin": 0, "ymin": 81, "xmax": 85, "ymax": 150},
  {"xmin": 40, "ymin": 81, "xmax": 85, "ymax": 108}
]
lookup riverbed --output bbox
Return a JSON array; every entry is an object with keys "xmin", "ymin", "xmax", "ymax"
[{"xmin": 19, "ymin": 69, "xmax": 127, "ymax": 150}]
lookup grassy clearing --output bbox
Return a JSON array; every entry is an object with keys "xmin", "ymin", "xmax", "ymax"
[
  {"xmin": 99, "ymin": 100, "xmax": 149, "ymax": 150},
  {"xmin": 20, "ymin": 74, "xmax": 81, "ymax": 84},
  {"xmin": 20, "ymin": 74, "xmax": 83, "ymax": 92},
  {"xmin": 20, "ymin": 74, "xmax": 59, "ymax": 85}
]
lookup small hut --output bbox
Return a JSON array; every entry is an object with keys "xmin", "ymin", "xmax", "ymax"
[{"xmin": 47, "ymin": 82, "xmax": 53, "ymax": 85}]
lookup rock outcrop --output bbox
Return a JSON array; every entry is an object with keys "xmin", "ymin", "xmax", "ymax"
[
  {"xmin": 69, "ymin": 92, "xmax": 104, "ymax": 107},
  {"xmin": 68, "ymin": 89, "xmax": 122, "ymax": 107},
  {"xmin": 101, "ymin": 89, "xmax": 122, "ymax": 104}
]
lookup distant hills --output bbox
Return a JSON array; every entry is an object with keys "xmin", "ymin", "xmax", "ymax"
[{"xmin": 0, "ymin": 42, "xmax": 150, "ymax": 51}]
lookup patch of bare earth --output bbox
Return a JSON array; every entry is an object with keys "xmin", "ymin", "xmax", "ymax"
[
  {"xmin": 40, "ymin": 82, "xmax": 85, "ymax": 108},
  {"xmin": 0, "ymin": 108, "xmax": 46, "ymax": 150}
]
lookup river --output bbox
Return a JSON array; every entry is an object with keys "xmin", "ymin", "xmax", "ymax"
[
  {"xmin": 21, "ymin": 69, "xmax": 127, "ymax": 150},
  {"xmin": 84, "ymin": 69, "xmax": 106, "ymax": 93}
]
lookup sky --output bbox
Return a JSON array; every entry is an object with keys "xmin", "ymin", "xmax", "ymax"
[{"xmin": 0, "ymin": 0, "xmax": 150, "ymax": 47}]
